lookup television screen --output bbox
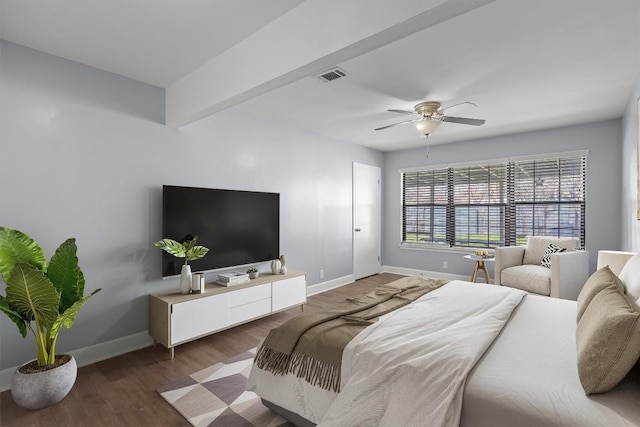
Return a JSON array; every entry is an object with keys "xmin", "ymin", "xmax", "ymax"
[{"xmin": 161, "ymin": 185, "xmax": 279, "ymax": 277}]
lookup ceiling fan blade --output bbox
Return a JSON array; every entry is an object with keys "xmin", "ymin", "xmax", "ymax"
[
  {"xmin": 440, "ymin": 115, "xmax": 485, "ymax": 126},
  {"xmin": 439, "ymin": 101, "xmax": 477, "ymax": 114},
  {"xmin": 387, "ymin": 109, "xmax": 418, "ymax": 116},
  {"xmin": 375, "ymin": 118, "xmax": 421, "ymax": 131}
]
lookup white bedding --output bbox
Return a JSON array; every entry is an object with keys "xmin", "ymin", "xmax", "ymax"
[
  {"xmin": 246, "ymin": 280, "xmax": 640, "ymax": 426},
  {"xmin": 319, "ymin": 281, "xmax": 525, "ymax": 427},
  {"xmin": 461, "ymin": 293, "xmax": 640, "ymax": 427}
]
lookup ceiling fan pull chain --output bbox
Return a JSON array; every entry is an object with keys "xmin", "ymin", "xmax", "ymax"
[{"xmin": 425, "ymin": 135, "xmax": 431, "ymax": 158}]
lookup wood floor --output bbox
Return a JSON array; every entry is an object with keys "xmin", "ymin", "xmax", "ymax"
[{"xmin": 0, "ymin": 273, "xmax": 402, "ymax": 427}]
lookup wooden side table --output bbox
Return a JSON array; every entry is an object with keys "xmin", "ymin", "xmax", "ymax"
[{"xmin": 464, "ymin": 255, "xmax": 494, "ymax": 284}]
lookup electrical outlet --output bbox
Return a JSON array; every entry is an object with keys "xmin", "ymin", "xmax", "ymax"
[
  {"xmin": 443, "ymin": 261, "xmax": 448, "ymax": 269},
  {"xmin": 320, "ymin": 269, "xmax": 324, "ymax": 279}
]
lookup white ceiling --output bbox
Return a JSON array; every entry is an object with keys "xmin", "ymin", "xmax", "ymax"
[{"xmin": 1, "ymin": 0, "xmax": 639, "ymax": 151}]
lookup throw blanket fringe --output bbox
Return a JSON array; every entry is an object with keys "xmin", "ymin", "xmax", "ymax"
[
  {"xmin": 255, "ymin": 348, "xmax": 343, "ymax": 392},
  {"xmin": 255, "ymin": 276, "xmax": 448, "ymax": 392},
  {"xmin": 254, "ymin": 347, "xmax": 290, "ymax": 375},
  {"xmin": 291, "ymin": 352, "xmax": 341, "ymax": 392}
]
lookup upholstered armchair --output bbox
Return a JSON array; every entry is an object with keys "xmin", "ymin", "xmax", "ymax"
[{"xmin": 494, "ymin": 236, "xmax": 589, "ymax": 300}]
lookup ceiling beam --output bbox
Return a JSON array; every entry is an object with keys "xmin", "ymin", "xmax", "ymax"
[{"xmin": 165, "ymin": 0, "xmax": 495, "ymax": 127}]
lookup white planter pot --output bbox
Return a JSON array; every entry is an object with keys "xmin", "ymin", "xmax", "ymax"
[{"xmin": 11, "ymin": 355, "xmax": 77, "ymax": 410}]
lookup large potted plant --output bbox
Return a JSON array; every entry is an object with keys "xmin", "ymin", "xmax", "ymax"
[
  {"xmin": 0, "ymin": 227, "xmax": 101, "ymax": 410},
  {"xmin": 155, "ymin": 235, "xmax": 209, "ymax": 294}
]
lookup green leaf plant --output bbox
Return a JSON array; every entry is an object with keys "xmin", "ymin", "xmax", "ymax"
[
  {"xmin": 0, "ymin": 227, "xmax": 101, "ymax": 366},
  {"xmin": 154, "ymin": 235, "xmax": 209, "ymax": 265}
]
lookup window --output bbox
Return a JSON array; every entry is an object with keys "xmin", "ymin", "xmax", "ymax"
[{"xmin": 401, "ymin": 152, "xmax": 586, "ymax": 249}]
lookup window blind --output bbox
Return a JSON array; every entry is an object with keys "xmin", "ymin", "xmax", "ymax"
[
  {"xmin": 401, "ymin": 152, "xmax": 586, "ymax": 249},
  {"xmin": 508, "ymin": 155, "xmax": 586, "ymax": 247},
  {"xmin": 402, "ymin": 168, "xmax": 448, "ymax": 245}
]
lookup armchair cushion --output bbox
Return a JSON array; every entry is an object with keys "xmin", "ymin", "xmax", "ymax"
[
  {"xmin": 501, "ymin": 264, "xmax": 551, "ymax": 295},
  {"xmin": 523, "ymin": 236, "xmax": 578, "ymax": 265}
]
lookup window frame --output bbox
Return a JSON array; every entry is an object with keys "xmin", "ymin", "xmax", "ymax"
[{"xmin": 400, "ymin": 150, "xmax": 587, "ymax": 251}]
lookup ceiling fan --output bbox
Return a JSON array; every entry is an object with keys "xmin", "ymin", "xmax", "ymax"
[{"xmin": 375, "ymin": 101, "xmax": 485, "ymax": 135}]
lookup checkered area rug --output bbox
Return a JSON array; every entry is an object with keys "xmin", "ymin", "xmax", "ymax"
[{"xmin": 157, "ymin": 348, "xmax": 292, "ymax": 427}]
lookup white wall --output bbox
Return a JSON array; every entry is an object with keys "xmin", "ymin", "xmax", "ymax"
[
  {"xmin": 383, "ymin": 120, "xmax": 623, "ymax": 276},
  {"xmin": 0, "ymin": 41, "xmax": 382, "ymax": 369},
  {"xmin": 621, "ymin": 76, "xmax": 640, "ymax": 252}
]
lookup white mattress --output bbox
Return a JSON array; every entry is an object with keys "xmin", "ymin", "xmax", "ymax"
[{"xmin": 247, "ymin": 286, "xmax": 640, "ymax": 426}]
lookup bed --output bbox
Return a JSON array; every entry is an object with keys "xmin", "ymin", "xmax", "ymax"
[{"xmin": 247, "ymin": 251, "xmax": 640, "ymax": 426}]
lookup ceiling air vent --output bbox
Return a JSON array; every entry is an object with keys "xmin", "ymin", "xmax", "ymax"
[{"xmin": 318, "ymin": 67, "xmax": 348, "ymax": 83}]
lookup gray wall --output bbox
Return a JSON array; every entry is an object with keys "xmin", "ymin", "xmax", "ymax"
[
  {"xmin": 0, "ymin": 41, "xmax": 383, "ymax": 369},
  {"xmin": 621, "ymin": 76, "xmax": 640, "ymax": 252},
  {"xmin": 383, "ymin": 120, "xmax": 623, "ymax": 276}
]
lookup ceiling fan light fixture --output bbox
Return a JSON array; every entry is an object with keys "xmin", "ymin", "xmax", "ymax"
[{"xmin": 415, "ymin": 119, "xmax": 440, "ymax": 135}]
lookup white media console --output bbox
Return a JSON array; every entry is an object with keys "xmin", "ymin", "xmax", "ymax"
[{"xmin": 148, "ymin": 270, "xmax": 307, "ymax": 357}]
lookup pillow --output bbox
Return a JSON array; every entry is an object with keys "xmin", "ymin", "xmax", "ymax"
[
  {"xmin": 540, "ymin": 243, "xmax": 566, "ymax": 268},
  {"xmin": 576, "ymin": 284, "xmax": 640, "ymax": 395},
  {"xmin": 523, "ymin": 236, "xmax": 577, "ymax": 265},
  {"xmin": 576, "ymin": 266, "xmax": 625, "ymax": 321},
  {"xmin": 618, "ymin": 254, "xmax": 640, "ymax": 301}
]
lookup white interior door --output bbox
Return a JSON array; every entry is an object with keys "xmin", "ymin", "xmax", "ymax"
[{"xmin": 353, "ymin": 163, "xmax": 381, "ymax": 280}]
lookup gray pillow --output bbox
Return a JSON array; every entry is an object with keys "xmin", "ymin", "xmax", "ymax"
[
  {"xmin": 576, "ymin": 284, "xmax": 640, "ymax": 395},
  {"xmin": 576, "ymin": 266, "xmax": 625, "ymax": 322}
]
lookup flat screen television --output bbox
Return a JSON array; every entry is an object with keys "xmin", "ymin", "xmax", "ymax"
[{"xmin": 161, "ymin": 185, "xmax": 279, "ymax": 277}]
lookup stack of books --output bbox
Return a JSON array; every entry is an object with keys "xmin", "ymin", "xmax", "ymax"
[{"xmin": 215, "ymin": 272, "xmax": 250, "ymax": 286}]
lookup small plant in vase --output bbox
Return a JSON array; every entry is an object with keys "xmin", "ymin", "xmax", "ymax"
[
  {"xmin": 247, "ymin": 267, "xmax": 259, "ymax": 279},
  {"xmin": 155, "ymin": 236, "xmax": 209, "ymax": 294}
]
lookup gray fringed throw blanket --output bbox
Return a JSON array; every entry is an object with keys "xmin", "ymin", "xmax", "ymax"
[{"xmin": 254, "ymin": 276, "xmax": 448, "ymax": 392}]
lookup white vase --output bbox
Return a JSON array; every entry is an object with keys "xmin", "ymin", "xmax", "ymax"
[
  {"xmin": 180, "ymin": 265, "xmax": 192, "ymax": 294},
  {"xmin": 271, "ymin": 260, "xmax": 281, "ymax": 275}
]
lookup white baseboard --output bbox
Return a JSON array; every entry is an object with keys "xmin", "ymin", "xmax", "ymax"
[
  {"xmin": 71, "ymin": 331, "xmax": 154, "ymax": 367},
  {"xmin": 0, "ymin": 331, "xmax": 153, "ymax": 392},
  {"xmin": 307, "ymin": 274, "xmax": 355, "ymax": 296}
]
